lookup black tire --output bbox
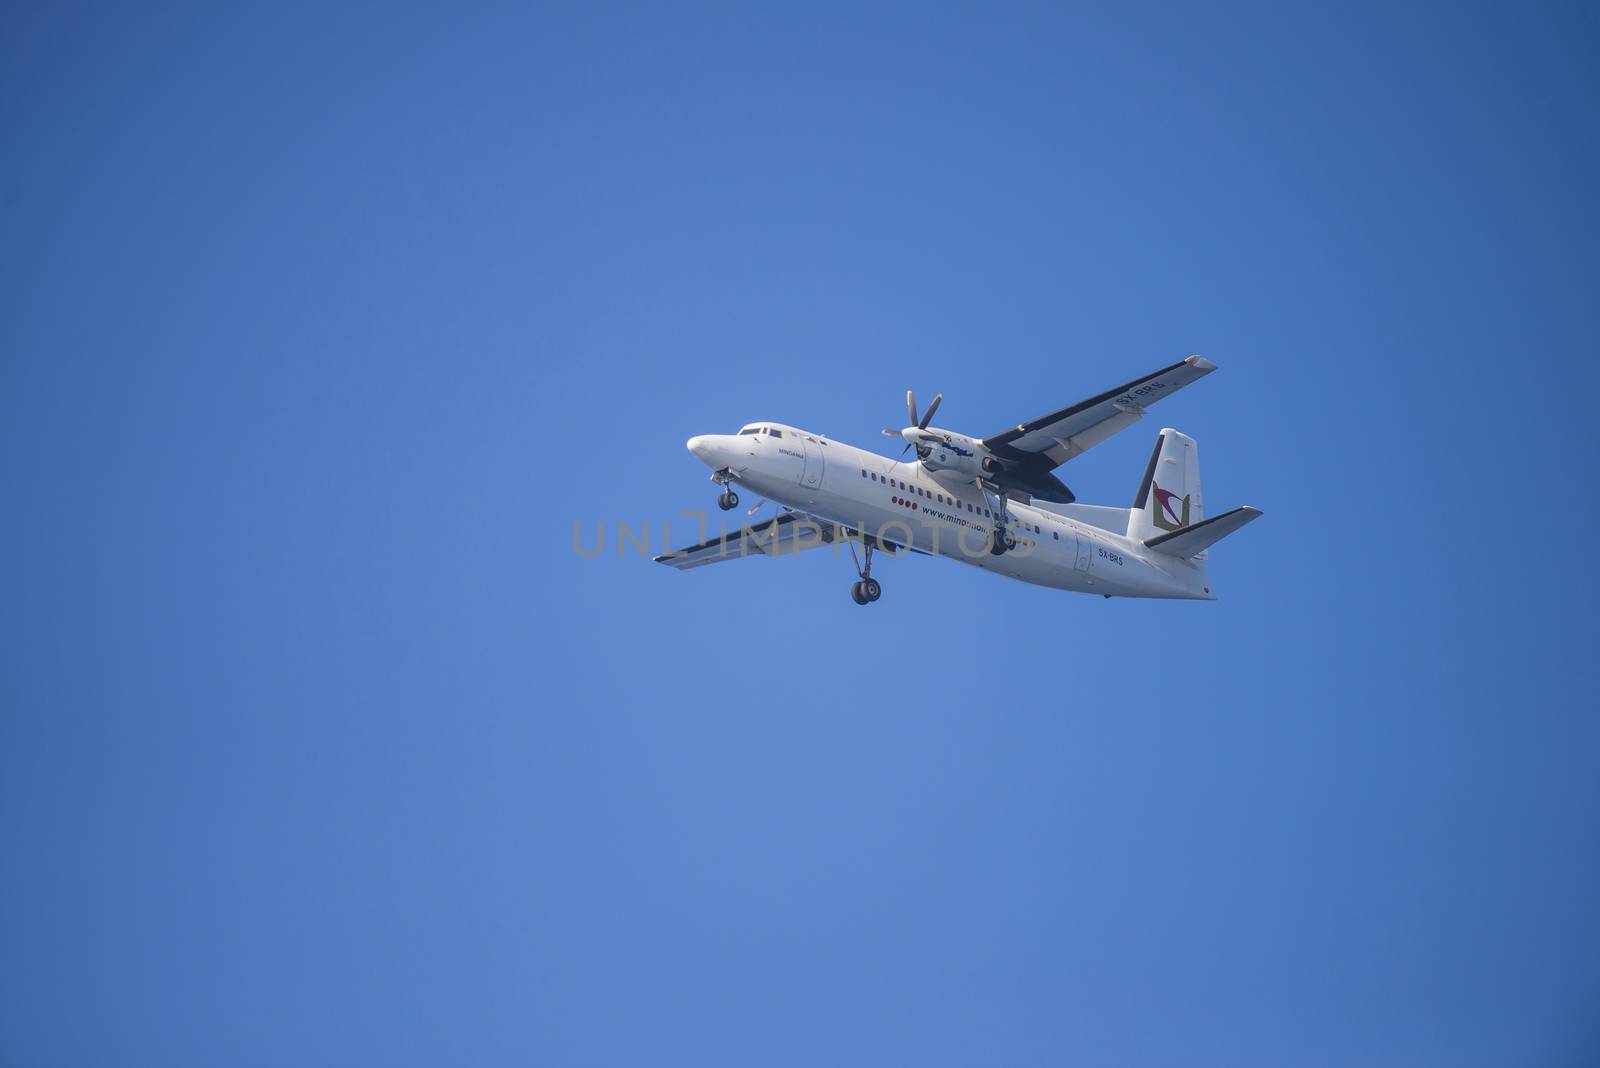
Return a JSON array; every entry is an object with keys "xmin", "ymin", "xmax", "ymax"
[
  {"xmin": 717, "ymin": 491, "xmax": 737, "ymax": 511},
  {"xmin": 850, "ymin": 581, "xmax": 868, "ymax": 605},
  {"xmin": 862, "ymin": 578, "xmax": 881, "ymax": 602}
]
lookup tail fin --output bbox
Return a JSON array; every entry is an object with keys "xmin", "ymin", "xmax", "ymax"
[{"xmin": 1128, "ymin": 428, "xmax": 1205, "ymax": 549}]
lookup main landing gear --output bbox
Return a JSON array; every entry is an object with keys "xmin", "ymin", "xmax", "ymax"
[
  {"xmin": 983, "ymin": 484, "xmax": 1016, "ymax": 556},
  {"xmin": 851, "ymin": 577, "xmax": 881, "ymax": 605},
  {"xmin": 711, "ymin": 468, "xmax": 739, "ymax": 511},
  {"xmin": 848, "ymin": 539, "xmax": 882, "ymax": 605}
]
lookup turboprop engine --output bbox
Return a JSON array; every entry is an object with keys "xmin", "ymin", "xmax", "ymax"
[
  {"xmin": 882, "ymin": 388, "xmax": 1074, "ymax": 503},
  {"xmin": 899, "ymin": 426, "xmax": 997, "ymax": 480},
  {"xmin": 882, "ymin": 390, "xmax": 999, "ymax": 477}
]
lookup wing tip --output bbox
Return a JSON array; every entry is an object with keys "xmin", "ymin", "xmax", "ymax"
[{"xmin": 1184, "ymin": 354, "xmax": 1217, "ymax": 373}]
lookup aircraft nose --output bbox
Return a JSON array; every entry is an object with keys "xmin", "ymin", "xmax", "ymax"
[{"xmin": 687, "ymin": 435, "xmax": 713, "ymax": 462}]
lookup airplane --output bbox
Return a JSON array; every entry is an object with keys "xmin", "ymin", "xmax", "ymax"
[{"xmin": 656, "ymin": 355, "xmax": 1261, "ymax": 604}]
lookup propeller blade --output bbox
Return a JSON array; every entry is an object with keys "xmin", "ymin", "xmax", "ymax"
[
  {"xmin": 906, "ymin": 389, "xmax": 918, "ymax": 429},
  {"xmin": 881, "ymin": 428, "xmax": 903, "ymax": 437},
  {"xmin": 745, "ymin": 497, "xmax": 768, "ymax": 516},
  {"xmin": 919, "ymin": 392, "xmax": 942, "ymax": 429},
  {"xmin": 900, "ymin": 442, "xmax": 913, "ymax": 458}
]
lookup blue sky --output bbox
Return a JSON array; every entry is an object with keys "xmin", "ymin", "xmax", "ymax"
[{"xmin": 4, "ymin": 4, "xmax": 1598, "ymax": 1065}]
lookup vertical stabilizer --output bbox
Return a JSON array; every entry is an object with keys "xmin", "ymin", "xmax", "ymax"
[{"xmin": 1128, "ymin": 429, "xmax": 1205, "ymax": 553}]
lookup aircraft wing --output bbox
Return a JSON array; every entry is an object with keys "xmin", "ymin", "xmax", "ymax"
[
  {"xmin": 981, "ymin": 355, "xmax": 1217, "ymax": 471},
  {"xmin": 654, "ymin": 511, "xmax": 839, "ymax": 570}
]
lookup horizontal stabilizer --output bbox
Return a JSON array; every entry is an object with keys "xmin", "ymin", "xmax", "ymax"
[{"xmin": 1144, "ymin": 505, "xmax": 1263, "ymax": 558}]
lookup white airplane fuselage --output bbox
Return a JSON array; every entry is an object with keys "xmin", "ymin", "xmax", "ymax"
[{"xmin": 687, "ymin": 424, "xmax": 1215, "ymax": 600}]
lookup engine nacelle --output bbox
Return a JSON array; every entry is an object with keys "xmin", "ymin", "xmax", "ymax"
[{"xmin": 915, "ymin": 430, "xmax": 998, "ymax": 481}]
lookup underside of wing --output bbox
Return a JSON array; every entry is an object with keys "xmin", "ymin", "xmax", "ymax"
[
  {"xmin": 654, "ymin": 512, "xmax": 838, "ymax": 570},
  {"xmin": 982, "ymin": 355, "xmax": 1217, "ymax": 473},
  {"xmin": 656, "ymin": 511, "xmax": 926, "ymax": 570}
]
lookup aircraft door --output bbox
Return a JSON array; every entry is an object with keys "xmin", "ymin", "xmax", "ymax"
[
  {"xmin": 800, "ymin": 436, "xmax": 824, "ymax": 489},
  {"xmin": 1073, "ymin": 533, "xmax": 1093, "ymax": 572}
]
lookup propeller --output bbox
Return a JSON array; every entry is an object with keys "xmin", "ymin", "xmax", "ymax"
[{"xmin": 881, "ymin": 389, "xmax": 944, "ymax": 457}]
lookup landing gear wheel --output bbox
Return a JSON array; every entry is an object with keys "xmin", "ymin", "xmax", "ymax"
[
  {"xmin": 847, "ymin": 539, "xmax": 880, "ymax": 605},
  {"xmin": 990, "ymin": 529, "xmax": 1015, "ymax": 556},
  {"xmin": 717, "ymin": 490, "xmax": 739, "ymax": 511}
]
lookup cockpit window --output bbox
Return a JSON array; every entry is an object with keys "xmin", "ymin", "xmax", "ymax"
[
  {"xmin": 768, "ymin": 429, "xmax": 782, "ymax": 438},
  {"xmin": 739, "ymin": 427, "xmax": 759, "ymax": 435}
]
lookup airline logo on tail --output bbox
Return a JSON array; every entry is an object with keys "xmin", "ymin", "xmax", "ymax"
[{"xmin": 1152, "ymin": 483, "xmax": 1190, "ymax": 532}]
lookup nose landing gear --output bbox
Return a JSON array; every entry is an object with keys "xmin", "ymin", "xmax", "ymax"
[
  {"xmin": 847, "ymin": 539, "xmax": 882, "ymax": 605},
  {"xmin": 710, "ymin": 468, "xmax": 739, "ymax": 511}
]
